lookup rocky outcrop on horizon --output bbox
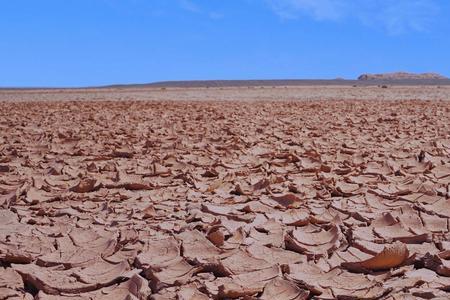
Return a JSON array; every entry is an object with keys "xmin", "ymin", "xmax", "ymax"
[{"xmin": 358, "ymin": 72, "xmax": 448, "ymax": 81}]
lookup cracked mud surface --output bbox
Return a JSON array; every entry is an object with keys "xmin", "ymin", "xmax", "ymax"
[{"xmin": 1, "ymin": 87, "xmax": 450, "ymax": 299}]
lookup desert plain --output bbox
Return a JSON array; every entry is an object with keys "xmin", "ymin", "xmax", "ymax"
[{"xmin": 1, "ymin": 85, "xmax": 450, "ymax": 299}]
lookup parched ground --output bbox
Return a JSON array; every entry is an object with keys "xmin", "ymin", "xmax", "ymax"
[{"xmin": 1, "ymin": 87, "xmax": 450, "ymax": 299}]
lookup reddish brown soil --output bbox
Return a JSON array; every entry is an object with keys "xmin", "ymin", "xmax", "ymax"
[{"xmin": 1, "ymin": 90, "xmax": 450, "ymax": 299}]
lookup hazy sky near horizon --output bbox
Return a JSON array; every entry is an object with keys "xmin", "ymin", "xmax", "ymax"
[{"xmin": 1, "ymin": 0, "xmax": 450, "ymax": 87}]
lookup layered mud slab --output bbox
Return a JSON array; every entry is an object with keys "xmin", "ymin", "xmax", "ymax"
[{"xmin": 1, "ymin": 86, "xmax": 450, "ymax": 299}]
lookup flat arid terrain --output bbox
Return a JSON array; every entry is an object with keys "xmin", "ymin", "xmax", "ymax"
[{"xmin": 2, "ymin": 85, "xmax": 450, "ymax": 299}]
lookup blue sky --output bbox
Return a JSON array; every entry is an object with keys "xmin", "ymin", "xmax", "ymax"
[{"xmin": 1, "ymin": 0, "xmax": 449, "ymax": 87}]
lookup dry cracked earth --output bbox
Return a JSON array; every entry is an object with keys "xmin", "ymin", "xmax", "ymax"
[{"xmin": 1, "ymin": 87, "xmax": 450, "ymax": 300}]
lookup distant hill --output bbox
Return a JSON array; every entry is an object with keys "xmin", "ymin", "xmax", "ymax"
[
  {"xmin": 141, "ymin": 80, "xmax": 357, "ymax": 88},
  {"xmin": 358, "ymin": 72, "xmax": 448, "ymax": 81},
  {"xmin": 2, "ymin": 76, "xmax": 450, "ymax": 91},
  {"xmin": 104, "ymin": 77, "xmax": 450, "ymax": 89}
]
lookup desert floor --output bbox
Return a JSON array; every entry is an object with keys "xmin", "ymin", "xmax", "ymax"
[{"xmin": 1, "ymin": 86, "xmax": 450, "ymax": 299}]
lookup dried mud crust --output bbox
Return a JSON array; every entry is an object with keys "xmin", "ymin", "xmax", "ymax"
[{"xmin": 0, "ymin": 99, "xmax": 450, "ymax": 299}]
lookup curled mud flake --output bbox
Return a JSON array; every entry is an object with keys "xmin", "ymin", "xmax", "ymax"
[
  {"xmin": 421, "ymin": 252, "xmax": 450, "ymax": 277},
  {"xmin": 219, "ymin": 249, "xmax": 273, "ymax": 275},
  {"xmin": 271, "ymin": 194, "xmax": 303, "ymax": 208},
  {"xmin": 33, "ymin": 274, "xmax": 151, "ymax": 300},
  {"xmin": 12, "ymin": 261, "xmax": 130, "ymax": 295},
  {"xmin": 146, "ymin": 258, "xmax": 198, "ymax": 292},
  {"xmin": 247, "ymin": 244, "xmax": 306, "ymax": 265},
  {"xmin": 217, "ymin": 265, "xmax": 281, "ymax": 299},
  {"xmin": 123, "ymin": 182, "xmax": 152, "ymax": 191},
  {"xmin": 253, "ymin": 178, "xmax": 270, "ymax": 190},
  {"xmin": 286, "ymin": 224, "xmax": 343, "ymax": 258},
  {"xmin": 260, "ymin": 277, "xmax": 310, "ymax": 300},
  {"xmin": 206, "ymin": 226, "xmax": 226, "ymax": 247},
  {"xmin": 201, "ymin": 168, "xmax": 219, "ymax": 178},
  {"xmin": 277, "ymin": 209, "xmax": 310, "ymax": 226},
  {"xmin": 342, "ymin": 241, "xmax": 410, "ymax": 272},
  {"xmin": 177, "ymin": 230, "xmax": 223, "ymax": 263},
  {"xmin": 177, "ymin": 285, "xmax": 210, "ymax": 300},
  {"xmin": 25, "ymin": 188, "xmax": 58, "ymax": 204},
  {"xmin": 142, "ymin": 204, "xmax": 157, "ymax": 218},
  {"xmin": 69, "ymin": 179, "xmax": 99, "ymax": 193},
  {"xmin": 112, "ymin": 148, "xmax": 134, "ymax": 158}
]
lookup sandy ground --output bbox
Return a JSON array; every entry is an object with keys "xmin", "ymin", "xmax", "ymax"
[
  {"xmin": 1, "ymin": 86, "xmax": 450, "ymax": 299},
  {"xmin": 1, "ymin": 84, "xmax": 450, "ymax": 102}
]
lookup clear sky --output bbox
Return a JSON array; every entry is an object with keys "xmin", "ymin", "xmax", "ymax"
[{"xmin": 1, "ymin": 0, "xmax": 449, "ymax": 87}]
